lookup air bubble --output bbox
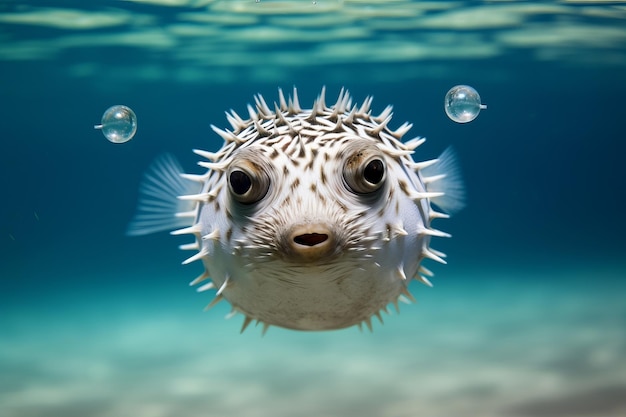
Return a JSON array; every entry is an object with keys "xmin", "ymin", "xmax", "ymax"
[
  {"xmin": 444, "ymin": 85, "xmax": 486, "ymax": 123},
  {"xmin": 94, "ymin": 105, "xmax": 137, "ymax": 143}
]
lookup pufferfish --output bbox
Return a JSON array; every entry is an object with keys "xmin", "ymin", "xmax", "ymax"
[{"xmin": 128, "ymin": 87, "xmax": 464, "ymax": 334}]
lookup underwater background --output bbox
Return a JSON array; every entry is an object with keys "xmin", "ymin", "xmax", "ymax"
[{"xmin": 1, "ymin": 1, "xmax": 626, "ymax": 416}]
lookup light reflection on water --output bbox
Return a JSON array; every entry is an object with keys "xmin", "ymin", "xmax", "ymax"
[{"xmin": 0, "ymin": 1, "xmax": 625, "ymax": 85}]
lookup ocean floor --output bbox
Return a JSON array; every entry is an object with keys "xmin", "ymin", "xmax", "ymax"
[{"xmin": 2, "ymin": 264, "xmax": 625, "ymax": 417}]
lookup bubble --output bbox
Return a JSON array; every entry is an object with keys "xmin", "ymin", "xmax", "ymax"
[
  {"xmin": 94, "ymin": 105, "xmax": 137, "ymax": 143},
  {"xmin": 444, "ymin": 85, "xmax": 487, "ymax": 124}
]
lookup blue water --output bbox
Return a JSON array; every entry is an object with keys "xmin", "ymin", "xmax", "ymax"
[{"xmin": 1, "ymin": 1, "xmax": 626, "ymax": 416}]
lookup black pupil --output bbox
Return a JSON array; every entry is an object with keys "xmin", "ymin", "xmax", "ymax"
[
  {"xmin": 230, "ymin": 170, "xmax": 252, "ymax": 195},
  {"xmin": 363, "ymin": 159, "xmax": 384, "ymax": 184}
]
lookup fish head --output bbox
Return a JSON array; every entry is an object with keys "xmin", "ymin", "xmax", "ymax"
[{"xmin": 196, "ymin": 119, "xmax": 434, "ymax": 330}]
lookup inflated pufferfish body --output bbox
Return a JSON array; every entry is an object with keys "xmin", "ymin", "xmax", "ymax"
[{"xmin": 128, "ymin": 87, "xmax": 464, "ymax": 333}]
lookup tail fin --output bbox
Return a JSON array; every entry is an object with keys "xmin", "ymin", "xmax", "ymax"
[
  {"xmin": 127, "ymin": 154, "xmax": 202, "ymax": 236},
  {"xmin": 423, "ymin": 147, "xmax": 466, "ymax": 215}
]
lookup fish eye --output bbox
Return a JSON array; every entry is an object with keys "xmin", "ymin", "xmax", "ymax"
[
  {"xmin": 228, "ymin": 165, "xmax": 269, "ymax": 204},
  {"xmin": 363, "ymin": 159, "xmax": 385, "ymax": 185},
  {"xmin": 344, "ymin": 150, "xmax": 386, "ymax": 195},
  {"xmin": 229, "ymin": 170, "xmax": 252, "ymax": 195}
]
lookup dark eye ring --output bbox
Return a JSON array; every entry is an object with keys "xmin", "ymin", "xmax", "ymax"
[
  {"xmin": 229, "ymin": 170, "xmax": 252, "ymax": 196},
  {"xmin": 227, "ymin": 165, "xmax": 269, "ymax": 204},
  {"xmin": 344, "ymin": 151, "xmax": 386, "ymax": 195},
  {"xmin": 363, "ymin": 159, "xmax": 385, "ymax": 185}
]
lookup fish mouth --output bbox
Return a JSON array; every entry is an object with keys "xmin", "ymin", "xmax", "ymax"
[
  {"xmin": 293, "ymin": 233, "xmax": 328, "ymax": 247},
  {"xmin": 284, "ymin": 223, "xmax": 337, "ymax": 262}
]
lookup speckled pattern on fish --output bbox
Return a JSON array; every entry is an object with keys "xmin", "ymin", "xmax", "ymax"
[{"xmin": 128, "ymin": 87, "xmax": 464, "ymax": 334}]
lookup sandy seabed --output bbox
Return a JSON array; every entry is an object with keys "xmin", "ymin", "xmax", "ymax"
[{"xmin": 2, "ymin": 265, "xmax": 625, "ymax": 417}]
